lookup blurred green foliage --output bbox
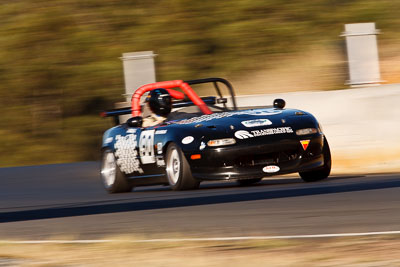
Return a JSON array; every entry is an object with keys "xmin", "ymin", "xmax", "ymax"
[{"xmin": 1, "ymin": 0, "xmax": 400, "ymax": 166}]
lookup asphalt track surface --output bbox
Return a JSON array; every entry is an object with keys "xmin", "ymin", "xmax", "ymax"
[{"xmin": 1, "ymin": 162, "xmax": 400, "ymax": 239}]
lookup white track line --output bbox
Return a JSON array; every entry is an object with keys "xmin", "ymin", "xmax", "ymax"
[{"xmin": 2, "ymin": 230, "xmax": 400, "ymax": 244}]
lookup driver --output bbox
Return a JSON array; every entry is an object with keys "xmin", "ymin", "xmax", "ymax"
[{"xmin": 142, "ymin": 88, "xmax": 172, "ymax": 127}]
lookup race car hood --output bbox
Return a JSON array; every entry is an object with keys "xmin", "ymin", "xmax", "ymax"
[
  {"xmin": 168, "ymin": 107, "xmax": 320, "ymax": 147},
  {"xmin": 173, "ymin": 108, "xmax": 316, "ymax": 130}
]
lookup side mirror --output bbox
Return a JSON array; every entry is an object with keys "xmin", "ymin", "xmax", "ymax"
[
  {"xmin": 273, "ymin": 98, "xmax": 286, "ymax": 109},
  {"xmin": 126, "ymin": 116, "xmax": 143, "ymax": 127}
]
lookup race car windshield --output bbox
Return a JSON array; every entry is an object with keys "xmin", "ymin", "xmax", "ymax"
[{"xmin": 167, "ymin": 96, "xmax": 233, "ymax": 121}]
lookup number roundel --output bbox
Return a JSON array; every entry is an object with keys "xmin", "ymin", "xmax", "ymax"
[{"xmin": 139, "ymin": 130, "xmax": 156, "ymax": 164}]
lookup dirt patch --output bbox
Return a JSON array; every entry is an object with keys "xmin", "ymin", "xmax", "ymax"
[
  {"xmin": 2, "ymin": 235, "xmax": 400, "ymax": 266},
  {"xmin": 331, "ymin": 149, "xmax": 400, "ymax": 174}
]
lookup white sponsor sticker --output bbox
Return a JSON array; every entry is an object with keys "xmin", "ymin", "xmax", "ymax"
[
  {"xmin": 234, "ymin": 130, "xmax": 254, "ymax": 139},
  {"xmin": 155, "ymin": 130, "xmax": 167, "ymax": 135},
  {"xmin": 114, "ymin": 134, "xmax": 144, "ymax": 174},
  {"xmin": 241, "ymin": 119, "xmax": 272, "ymax": 128},
  {"xmin": 182, "ymin": 136, "xmax": 194, "ymax": 144},
  {"xmin": 263, "ymin": 165, "xmax": 280, "ymax": 173},
  {"xmin": 251, "ymin": 127, "xmax": 293, "ymax": 137}
]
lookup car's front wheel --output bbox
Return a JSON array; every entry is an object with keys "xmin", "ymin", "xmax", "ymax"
[
  {"xmin": 101, "ymin": 149, "xmax": 133, "ymax": 193},
  {"xmin": 165, "ymin": 143, "xmax": 200, "ymax": 190},
  {"xmin": 299, "ymin": 137, "xmax": 331, "ymax": 182}
]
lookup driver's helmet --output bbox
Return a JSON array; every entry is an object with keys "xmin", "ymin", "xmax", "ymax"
[{"xmin": 146, "ymin": 88, "xmax": 172, "ymax": 116}]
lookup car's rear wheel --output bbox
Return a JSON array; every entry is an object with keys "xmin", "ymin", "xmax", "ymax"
[
  {"xmin": 237, "ymin": 178, "xmax": 262, "ymax": 186},
  {"xmin": 299, "ymin": 137, "xmax": 331, "ymax": 182},
  {"xmin": 166, "ymin": 143, "xmax": 200, "ymax": 190},
  {"xmin": 101, "ymin": 149, "xmax": 133, "ymax": 193}
]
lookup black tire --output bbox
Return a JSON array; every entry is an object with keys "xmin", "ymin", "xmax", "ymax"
[
  {"xmin": 299, "ymin": 137, "xmax": 332, "ymax": 182},
  {"xmin": 237, "ymin": 178, "xmax": 262, "ymax": 186},
  {"xmin": 165, "ymin": 143, "xmax": 200, "ymax": 191},
  {"xmin": 100, "ymin": 149, "xmax": 133, "ymax": 193}
]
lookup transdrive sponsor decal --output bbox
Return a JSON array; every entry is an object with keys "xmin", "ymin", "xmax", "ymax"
[
  {"xmin": 263, "ymin": 165, "xmax": 280, "ymax": 173},
  {"xmin": 251, "ymin": 127, "xmax": 293, "ymax": 137},
  {"xmin": 235, "ymin": 127, "xmax": 294, "ymax": 139},
  {"xmin": 300, "ymin": 140, "xmax": 310, "ymax": 150},
  {"xmin": 234, "ymin": 130, "xmax": 254, "ymax": 139},
  {"xmin": 241, "ymin": 119, "xmax": 272, "ymax": 127},
  {"xmin": 176, "ymin": 109, "xmax": 282, "ymax": 125}
]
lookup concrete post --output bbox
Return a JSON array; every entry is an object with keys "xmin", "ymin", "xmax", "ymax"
[
  {"xmin": 121, "ymin": 51, "xmax": 157, "ymax": 101},
  {"xmin": 117, "ymin": 51, "xmax": 157, "ymax": 123},
  {"xmin": 341, "ymin": 23, "xmax": 382, "ymax": 86}
]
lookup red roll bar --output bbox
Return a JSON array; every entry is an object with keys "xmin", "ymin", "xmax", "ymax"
[{"xmin": 131, "ymin": 80, "xmax": 212, "ymax": 117}]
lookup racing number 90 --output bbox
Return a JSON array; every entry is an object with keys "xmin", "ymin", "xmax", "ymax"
[{"xmin": 139, "ymin": 130, "xmax": 156, "ymax": 164}]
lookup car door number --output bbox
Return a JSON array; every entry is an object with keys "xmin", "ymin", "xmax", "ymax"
[{"xmin": 139, "ymin": 130, "xmax": 156, "ymax": 164}]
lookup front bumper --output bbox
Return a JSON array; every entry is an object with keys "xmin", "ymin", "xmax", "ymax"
[{"xmin": 187, "ymin": 135, "xmax": 325, "ymax": 180}]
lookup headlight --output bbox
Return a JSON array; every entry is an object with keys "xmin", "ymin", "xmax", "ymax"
[
  {"xmin": 296, "ymin": 128, "xmax": 318, "ymax": 136},
  {"xmin": 207, "ymin": 138, "xmax": 236, "ymax": 147}
]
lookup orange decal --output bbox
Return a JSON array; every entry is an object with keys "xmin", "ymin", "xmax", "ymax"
[
  {"xmin": 300, "ymin": 140, "xmax": 310, "ymax": 150},
  {"xmin": 190, "ymin": 154, "xmax": 201, "ymax": 160}
]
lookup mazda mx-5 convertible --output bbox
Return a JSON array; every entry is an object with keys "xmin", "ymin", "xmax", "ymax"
[{"xmin": 101, "ymin": 78, "xmax": 331, "ymax": 193}]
